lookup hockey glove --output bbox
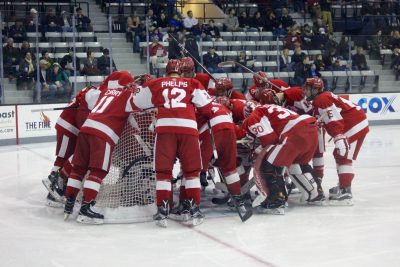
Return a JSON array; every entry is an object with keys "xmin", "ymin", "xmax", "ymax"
[{"xmin": 334, "ymin": 134, "xmax": 350, "ymax": 158}]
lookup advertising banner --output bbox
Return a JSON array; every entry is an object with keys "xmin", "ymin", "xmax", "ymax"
[
  {"xmin": 17, "ymin": 104, "xmax": 65, "ymax": 138},
  {"xmin": 348, "ymin": 93, "xmax": 400, "ymax": 121},
  {"xmin": 0, "ymin": 105, "xmax": 16, "ymax": 140}
]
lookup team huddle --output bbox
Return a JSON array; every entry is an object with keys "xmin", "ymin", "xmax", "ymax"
[{"xmin": 42, "ymin": 57, "xmax": 369, "ymax": 227}]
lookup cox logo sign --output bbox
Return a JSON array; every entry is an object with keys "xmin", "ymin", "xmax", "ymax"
[{"xmin": 358, "ymin": 96, "xmax": 396, "ymax": 114}]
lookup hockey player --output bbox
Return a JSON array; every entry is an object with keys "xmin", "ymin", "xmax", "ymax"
[
  {"xmin": 63, "ymin": 71, "xmax": 136, "ymax": 224},
  {"xmin": 42, "ymin": 85, "xmax": 101, "ymax": 207},
  {"xmin": 180, "ymin": 57, "xmax": 215, "ymax": 90},
  {"xmin": 132, "ymin": 59, "xmax": 214, "ymax": 227},
  {"xmin": 305, "ymin": 77, "xmax": 369, "ymax": 205},
  {"xmin": 246, "ymin": 71, "xmax": 289, "ymax": 101},
  {"xmin": 241, "ymin": 103, "xmax": 321, "ymax": 213}
]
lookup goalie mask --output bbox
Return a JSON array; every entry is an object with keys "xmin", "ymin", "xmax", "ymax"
[
  {"xmin": 244, "ymin": 100, "xmax": 260, "ymax": 118},
  {"xmin": 215, "ymin": 77, "xmax": 233, "ymax": 97},
  {"xmin": 180, "ymin": 57, "xmax": 195, "ymax": 77},
  {"xmin": 305, "ymin": 77, "xmax": 324, "ymax": 100}
]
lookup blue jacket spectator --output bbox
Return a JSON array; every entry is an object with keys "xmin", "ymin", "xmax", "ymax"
[{"xmin": 203, "ymin": 47, "xmax": 224, "ymax": 73}]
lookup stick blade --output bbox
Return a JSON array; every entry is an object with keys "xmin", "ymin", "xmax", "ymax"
[{"xmin": 217, "ymin": 61, "xmax": 237, "ymax": 68}]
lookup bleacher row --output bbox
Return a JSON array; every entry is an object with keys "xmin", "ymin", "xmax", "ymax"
[
  {"xmin": 23, "ymin": 32, "xmax": 97, "ymax": 43},
  {"xmin": 13, "ymin": 42, "xmax": 103, "ymax": 54}
]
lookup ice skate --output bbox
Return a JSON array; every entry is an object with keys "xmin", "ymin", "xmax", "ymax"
[
  {"xmin": 169, "ymin": 201, "xmax": 190, "ymax": 221},
  {"xmin": 329, "ymin": 186, "xmax": 353, "ymax": 206},
  {"xmin": 76, "ymin": 201, "xmax": 104, "ymax": 224},
  {"xmin": 45, "ymin": 193, "xmax": 63, "ymax": 208},
  {"xmin": 257, "ymin": 193, "xmax": 286, "ymax": 215},
  {"xmin": 227, "ymin": 195, "xmax": 247, "ymax": 214},
  {"xmin": 200, "ymin": 171, "xmax": 209, "ymax": 188},
  {"xmin": 64, "ymin": 196, "xmax": 76, "ymax": 220},
  {"xmin": 183, "ymin": 199, "xmax": 204, "ymax": 226},
  {"xmin": 153, "ymin": 200, "xmax": 169, "ymax": 228},
  {"xmin": 42, "ymin": 171, "xmax": 66, "ymax": 203}
]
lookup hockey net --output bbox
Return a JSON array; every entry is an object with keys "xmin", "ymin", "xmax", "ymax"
[{"xmin": 95, "ymin": 110, "xmax": 157, "ymax": 223}]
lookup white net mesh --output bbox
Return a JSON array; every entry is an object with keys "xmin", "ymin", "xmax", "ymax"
[{"xmin": 95, "ymin": 110, "xmax": 157, "ymax": 223}]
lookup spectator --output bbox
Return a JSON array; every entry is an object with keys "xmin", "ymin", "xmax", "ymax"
[
  {"xmin": 183, "ymin": 10, "xmax": 198, "ymax": 31},
  {"xmin": 168, "ymin": 14, "xmax": 184, "ymax": 32},
  {"xmin": 286, "ymin": 27, "xmax": 302, "ymax": 49},
  {"xmin": 8, "ymin": 21, "xmax": 26, "ymax": 43},
  {"xmin": 249, "ymin": 11, "xmax": 264, "ymax": 32},
  {"xmin": 314, "ymin": 54, "xmax": 325, "ymax": 71},
  {"xmin": 17, "ymin": 52, "xmax": 35, "ymax": 91},
  {"xmin": 75, "ymin": 7, "xmax": 92, "ymax": 32},
  {"xmin": 49, "ymin": 63, "xmax": 72, "ymax": 100},
  {"xmin": 40, "ymin": 50, "xmax": 54, "ymax": 68},
  {"xmin": 320, "ymin": 0, "xmax": 333, "ymax": 33},
  {"xmin": 126, "ymin": 11, "xmax": 141, "ymax": 42},
  {"xmin": 148, "ymin": 36, "xmax": 168, "ymax": 74},
  {"xmin": 59, "ymin": 11, "xmax": 73, "ymax": 32},
  {"xmin": 391, "ymin": 47, "xmax": 400, "ymax": 80},
  {"xmin": 279, "ymin": 8, "xmax": 294, "ymax": 30},
  {"xmin": 203, "ymin": 47, "xmax": 223, "ymax": 73},
  {"xmin": 184, "ymin": 33, "xmax": 201, "ymax": 71},
  {"xmin": 167, "ymin": 33, "xmax": 183, "ymax": 60},
  {"xmin": 325, "ymin": 33, "xmax": 338, "ymax": 51},
  {"xmin": 60, "ymin": 47, "xmax": 81, "ymax": 76},
  {"xmin": 279, "ymin": 47, "xmax": 293, "ymax": 71},
  {"xmin": 301, "ymin": 24, "xmax": 314, "ymax": 49},
  {"xmin": 337, "ymin": 35, "xmax": 351, "ymax": 60},
  {"xmin": 264, "ymin": 10, "xmax": 278, "ymax": 32},
  {"xmin": 43, "ymin": 8, "xmax": 60, "ymax": 32},
  {"xmin": 236, "ymin": 51, "xmax": 250, "ymax": 72},
  {"xmin": 273, "ymin": 22, "xmax": 288, "ymax": 38},
  {"xmin": 294, "ymin": 55, "xmax": 311, "ymax": 86},
  {"xmin": 291, "ymin": 46, "xmax": 306, "ymax": 65},
  {"xmin": 151, "ymin": 28, "xmax": 164, "ymax": 42},
  {"xmin": 157, "ymin": 12, "xmax": 169, "ymax": 29},
  {"xmin": 24, "ymin": 8, "xmax": 39, "ymax": 32},
  {"xmin": 313, "ymin": 28, "xmax": 329, "ymax": 50},
  {"xmin": 133, "ymin": 22, "xmax": 147, "ymax": 53},
  {"xmin": 323, "ymin": 47, "xmax": 340, "ymax": 70},
  {"xmin": 224, "ymin": 8, "xmax": 240, "ymax": 31},
  {"xmin": 97, "ymin": 48, "xmax": 116, "ymax": 75},
  {"xmin": 38, "ymin": 59, "xmax": 56, "ymax": 102},
  {"xmin": 81, "ymin": 51, "xmax": 100, "ymax": 76},
  {"xmin": 202, "ymin": 19, "xmax": 221, "ymax": 41},
  {"xmin": 20, "ymin": 41, "xmax": 35, "ymax": 61},
  {"xmin": 352, "ymin": 47, "xmax": 369, "ymax": 70},
  {"xmin": 368, "ymin": 30, "xmax": 385, "ymax": 61},
  {"xmin": 3, "ymin": 38, "xmax": 20, "ymax": 80},
  {"xmin": 312, "ymin": 18, "xmax": 326, "ymax": 36},
  {"xmin": 146, "ymin": 9, "xmax": 158, "ymax": 31},
  {"xmin": 238, "ymin": 11, "xmax": 251, "ymax": 29},
  {"xmin": 308, "ymin": 0, "xmax": 321, "ymax": 19},
  {"xmin": 390, "ymin": 30, "xmax": 400, "ymax": 49}
]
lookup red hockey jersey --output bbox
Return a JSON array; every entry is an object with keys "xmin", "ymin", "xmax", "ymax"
[
  {"xmin": 282, "ymin": 87, "xmax": 312, "ymax": 114},
  {"xmin": 55, "ymin": 86, "xmax": 101, "ymax": 136},
  {"xmin": 133, "ymin": 77, "xmax": 213, "ymax": 136},
  {"xmin": 246, "ymin": 79, "xmax": 289, "ymax": 101},
  {"xmin": 242, "ymin": 104, "xmax": 315, "ymax": 147},
  {"xmin": 195, "ymin": 73, "xmax": 215, "ymax": 90},
  {"xmin": 312, "ymin": 92, "xmax": 369, "ymax": 141},
  {"xmin": 197, "ymin": 102, "xmax": 234, "ymax": 139},
  {"xmin": 208, "ymin": 88, "xmax": 247, "ymax": 100}
]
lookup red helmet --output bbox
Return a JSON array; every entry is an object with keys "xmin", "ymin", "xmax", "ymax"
[
  {"xmin": 259, "ymin": 89, "xmax": 280, "ymax": 105},
  {"xmin": 253, "ymin": 71, "xmax": 268, "ymax": 88},
  {"xmin": 134, "ymin": 73, "xmax": 153, "ymax": 85},
  {"xmin": 215, "ymin": 96, "xmax": 232, "ymax": 109},
  {"xmin": 215, "ymin": 77, "xmax": 233, "ymax": 97},
  {"xmin": 100, "ymin": 71, "xmax": 134, "ymax": 90},
  {"xmin": 180, "ymin": 57, "xmax": 195, "ymax": 74},
  {"xmin": 166, "ymin": 59, "xmax": 181, "ymax": 75},
  {"xmin": 305, "ymin": 77, "xmax": 324, "ymax": 99}
]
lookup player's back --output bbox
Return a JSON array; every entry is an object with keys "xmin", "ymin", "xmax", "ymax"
[
  {"xmin": 195, "ymin": 73, "xmax": 215, "ymax": 90},
  {"xmin": 314, "ymin": 92, "xmax": 365, "ymax": 120},
  {"xmin": 255, "ymin": 105, "xmax": 301, "ymax": 136},
  {"xmin": 283, "ymin": 87, "xmax": 312, "ymax": 114}
]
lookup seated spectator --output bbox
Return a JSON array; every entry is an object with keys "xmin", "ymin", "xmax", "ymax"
[
  {"xmin": 203, "ymin": 46, "xmax": 224, "ymax": 73},
  {"xmin": 279, "ymin": 8, "xmax": 294, "ymax": 30},
  {"xmin": 151, "ymin": 28, "xmax": 164, "ymax": 42},
  {"xmin": 313, "ymin": 28, "xmax": 329, "ymax": 50},
  {"xmin": 24, "ymin": 8, "xmax": 39, "ymax": 32},
  {"xmin": 238, "ymin": 11, "xmax": 251, "ymax": 29},
  {"xmin": 323, "ymin": 47, "xmax": 340, "ymax": 70},
  {"xmin": 81, "ymin": 51, "xmax": 100, "ymax": 76},
  {"xmin": 191, "ymin": 20, "xmax": 204, "ymax": 41},
  {"xmin": 286, "ymin": 27, "xmax": 302, "ymax": 49},
  {"xmin": 3, "ymin": 38, "xmax": 20, "ymax": 80},
  {"xmin": 391, "ymin": 47, "xmax": 400, "ymax": 80},
  {"xmin": 146, "ymin": 9, "xmax": 158, "ymax": 31},
  {"xmin": 38, "ymin": 59, "xmax": 56, "ymax": 102},
  {"xmin": 301, "ymin": 24, "xmax": 314, "ymax": 49},
  {"xmin": 17, "ymin": 52, "xmax": 35, "ymax": 91},
  {"xmin": 168, "ymin": 14, "xmax": 184, "ymax": 32},
  {"xmin": 40, "ymin": 50, "xmax": 54, "ymax": 69},
  {"xmin": 352, "ymin": 47, "xmax": 369, "ymax": 70},
  {"xmin": 264, "ymin": 10, "xmax": 278, "ymax": 32},
  {"xmin": 273, "ymin": 22, "xmax": 288, "ymax": 38},
  {"xmin": 224, "ymin": 8, "xmax": 240, "ymax": 31},
  {"xmin": 133, "ymin": 21, "xmax": 147, "ymax": 53},
  {"xmin": 202, "ymin": 19, "xmax": 221, "ymax": 41},
  {"xmin": 76, "ymin": 7, "xmax": 92, "ymax": 32},
  {"xmin": 184, "ymin": 33, "xmax": 201, "ymax": 71},
  {"xmin": 249, "ymin": 11, "xmax": 264, "ymax": 32},
  {"xmin": 183, "ymin": 10, "xmax": 198, "ymax": 31},
  {"xmin": 148, "ymin": 36, "xmax": 168, "ymax": 74},
  {"xmin": 127, "ymin": 11, "xmax": 141, "ymax": 42},
  {"xmin": 390, "ymin": 30, "xmax": 400, "ymax": 49},
  {"xmin": 20, "ymin": 41, "xmax": 35, "ymax": 61},
  {"xmin": 157, "ymin": 12, "xmax": 169, "ymax": 29},
  {"xmin": 59, "ymin": 11, "xmax": 73, "ymax": 32},
  {"xmin": 49, "ymin": 63, "xmax": 72, "ymax": 101},
  {"xmin": 60, "ymin": 47, "xmax": 81, "ymax": 76},
  {"xmin": 314, "ymin": 54, "xmax": 325, "ymax": 71},
  {"xmin": 279, "ymin": 47, "xmax": 293, "ymax": 71},
  {"xmin": 337, "ymin": 35, "xmax": 351, "ymax": 60},
  {"xmin": 368, "ymin": 30, "xmax": 384, "ymax": 60},
  {"xmin": 291, "ymin": 46, "xmax": 306, "ymax": 65},
  {"xmin": 8, "ymin": 21, "xmax": 27, "ymax": 43},
  {"xmin": 236, "ymin": 51, "xmax": 252, "ymax": 72},
  {"xmin": 43, "ymin": 8, "xmax": 60, "ymax": 32},
  {"xmin": 312, "ymin": 18, "xmax": 326, "ymax": 37},
  {"xmin": 325, "ymin": 33, "xmax": 338, "ymax": 51},
  {"xmin": 294, "ymin": 55, "xmax": 311, "ymax": 86},
  {"xmin": 97, "ymin": 48, "xmax": 116, "ymax": 75}
]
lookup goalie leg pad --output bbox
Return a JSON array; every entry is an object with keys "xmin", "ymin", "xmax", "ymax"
[
  {"xmin": 289, "ymin": 164, "xmax": 319, "ymax": 201},
  {"xmin": 260, "ymin": 160, "xmax": 286, "ymax": 198}
]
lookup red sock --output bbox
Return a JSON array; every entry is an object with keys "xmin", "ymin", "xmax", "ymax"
[
  {"xmin": 156, "ymin": 180, "xmax": 171, "ymax": 207},
  {"xmin": 224, "ymin": 171, "xmax": 241, "ymax": 195},
  {"xmin": 184, "ymin": 178, "xmax": 201, "ymax": 205}
]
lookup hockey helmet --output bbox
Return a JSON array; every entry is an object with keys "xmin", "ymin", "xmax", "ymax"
[
  {"xmin": 244, "ymin": 100, "xmax": 260, "ymax": 118},
  {"xmin": 180, "ymin": 57, "xmax": 195, "ymax": 74},
  {"xmin": 166, "ymin": 59, "xmax": 181, "ymax": 75},
  {"xmin": 253, "ymin": 71, "xmax": 268, "ymax": 88},
  {"xmin": 259, "ymin": 89, "xmax": 280, "ymax": 105},
  {"xmin": 215, "ymin": 77, "xmax": 233, "ymax": 97},
  {"xmin": 305, "ymin": 77, "xmax": 324, "ymax": 99},
  {"xmin": 134, "ymin": 73, "xmax": 153, "ymax": 85}
]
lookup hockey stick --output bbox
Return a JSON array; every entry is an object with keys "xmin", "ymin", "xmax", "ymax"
[
  {"xmin": 31, "ymin": 105, "xmax": 78, "ymax": 112},
  {"xmin": 218, "ymin": 61, "xmax": 287, "ymax": 92}
]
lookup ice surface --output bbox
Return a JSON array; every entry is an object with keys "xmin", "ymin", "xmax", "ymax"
[{"xmin": 1, "ymin": 125, "xmax": 400, "ymax": 267}]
